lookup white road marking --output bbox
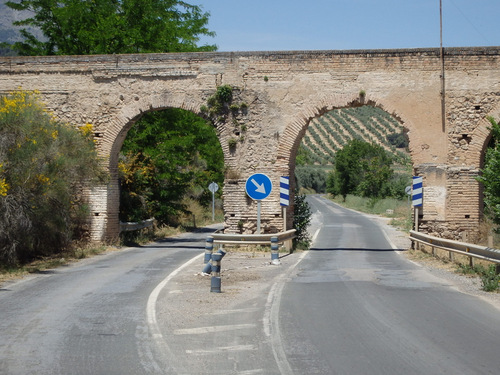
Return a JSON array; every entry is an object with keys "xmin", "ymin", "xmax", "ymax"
[
  {"xmin": 185, "ymin": 344, "xmax": 256, "ymax": 354},
  {"xmin": 174, "ymin": 323, "xmax": 256, "ymax": 335}
]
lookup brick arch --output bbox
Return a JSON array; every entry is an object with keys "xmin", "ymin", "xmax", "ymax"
[
  {"xmin": 94, "ymin": 94, "xmax": 229, "ymax": 240},
  {"xmin": 275, "ymin": 93, "xmax": 415, "ymax": 175},
  {"xmin": 101, "ymin": 94, "xmax": 207, "ymax": 171},
  {"xmin": 472, "ymin": 102, "xmax": 500, "ymax": 168}
]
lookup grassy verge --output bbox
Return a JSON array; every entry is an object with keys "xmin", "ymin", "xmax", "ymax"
[{"xmin": 0, "ymin": 243, "xmax": 109, "ymax": 286}]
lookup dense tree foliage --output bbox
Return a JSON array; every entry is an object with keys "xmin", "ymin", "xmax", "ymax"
[
  {"xmin": 327, "ymin": 139, "xmax": 394, "ymax": 200},
  {"xmin": 0, "ymin": 90, "xmax": 105, "ymax": 265},
  {"xmin": 6, "ymin": 0, "xmax": 216, "ymax": 55},
  {"xmin": 295, "ymin": 166, "xmax": 327, "ymax": 193},
  {"xmin": 386, "ymin": 131, "xmax": 409, "ymax": 149},
  {"xmin": 295, "ymin": 145, "xmax": 315, "ymax": 166},
  {"xmin": 119, "ymin": 109, "xmax": 224, "ymax": 225},
  {"xmin": 477, "ymin": 117, "xmax": 500, "ymax": 228},
  {"xmin": 6, "ymin": 0, "xmax": 222, "ymax": 231}
]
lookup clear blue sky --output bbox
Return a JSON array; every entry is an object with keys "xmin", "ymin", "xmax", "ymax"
[{"xmin": 196, "ymin": 0, "xmax": 499, "ymax": 52}]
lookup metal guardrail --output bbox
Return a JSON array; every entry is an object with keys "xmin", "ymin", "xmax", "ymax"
[
  {"xmin": 210, "ymin": 229, "xmax": 296, "ymax": 246},
  {"xmin": 120, "ymin": 218, "xmax": 155, "ymax": 232},
  {"xmin": 410, "ymin": 230, "xmax": 500, "ymax": 265}
]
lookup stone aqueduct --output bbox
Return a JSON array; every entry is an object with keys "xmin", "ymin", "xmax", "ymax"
[{"xmin": 1, "ymin": 47, "xmax": 500, "ymax": 241}]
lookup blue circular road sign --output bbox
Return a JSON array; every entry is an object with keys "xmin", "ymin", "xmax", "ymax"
[{"xmin": 245, "ymin": 173, "xmax": 273, "ymax": 200}]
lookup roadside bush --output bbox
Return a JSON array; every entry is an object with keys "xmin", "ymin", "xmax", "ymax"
[
  {"xmin": 293, "ymin": 191, "xmax": 312, "ymax": 249},
  {"xmin": 481, "ymin": 265, "xmax": 500, "ymax": 292},
  {"xmin": 0, "ymin": 90, "xmax": 105, "ymax": 265}
]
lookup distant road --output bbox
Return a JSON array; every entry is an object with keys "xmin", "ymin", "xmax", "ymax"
[{"xmin": 276, "ymin": 195, "xmax": 500, "ymax": 374}]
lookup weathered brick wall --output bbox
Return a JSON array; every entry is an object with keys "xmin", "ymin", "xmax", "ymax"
[{"xmin": 1, "ymin": 47, "xmax": 499, "ymax": 240}]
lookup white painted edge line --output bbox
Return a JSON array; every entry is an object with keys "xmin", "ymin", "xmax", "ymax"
[
  {"xmin": 147, "ymin": 253, "xmax": 203, "ymax": 340},
  {"xmin": 263, "ymin": 249, "xmax": 308, "ymax": 375},
  {"xmin": 311, "ymin": 227, "xmax": 321, "ymax": 246}
]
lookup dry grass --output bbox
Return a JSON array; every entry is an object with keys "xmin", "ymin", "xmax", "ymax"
[{"xmin": 0, "ymin": 243, "xmax": 110, "ymax": 286}]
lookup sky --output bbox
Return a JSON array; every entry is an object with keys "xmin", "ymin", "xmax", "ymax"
[{"xmin": 195, "ymin": 0, "xmax": 500, "ymax": 52}]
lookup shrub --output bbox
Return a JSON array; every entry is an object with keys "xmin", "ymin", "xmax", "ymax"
[
  {"xmin": 0, "ymin": 90, "xmax": 105, "ymax": 265},
  {"xmin": 293, "ymin": 191, "xmax": 312, "ymax": 249},
  {"xmin": 481, "ymin": 265, "xmax": 500, "ymax": 292}
]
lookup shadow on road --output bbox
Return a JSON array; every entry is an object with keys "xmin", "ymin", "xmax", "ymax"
[{"xmin": 310, "ymin": 247, "xmax": 405, "ymax": 252}]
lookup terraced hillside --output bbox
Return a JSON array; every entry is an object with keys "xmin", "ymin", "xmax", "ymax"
[{"xmin": 301, "ymin": 105, "xmax": 409, "ymax": 165}]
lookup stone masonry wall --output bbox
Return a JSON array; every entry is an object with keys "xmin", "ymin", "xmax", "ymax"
[{"xmin": 1, "ymin": 47, "xmax": 499, "ymax": 240}]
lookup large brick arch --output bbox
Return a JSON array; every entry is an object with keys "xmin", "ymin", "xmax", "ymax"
[
  {"xmin": 96, "ymin": 94, "xmax": 234, "ymax": 240},
  {"xmin": 276, "ymin": 93, "xmax": 416, "ymax": 173},
  {"xmin": 274, "ymin": 93, "xmax": 417, "ymax": 230},
  {"xmin": 1, "ymin": 48, "xmax": 500, "ymax": 240}
]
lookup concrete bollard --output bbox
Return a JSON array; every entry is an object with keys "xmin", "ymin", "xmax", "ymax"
[
  {"xmin": 202, "ymin": 246, "xmax": 226, "ymax": 274},
  {"xmin": 271, "ymin": 236, "xmax": 281, "ymax": 265},
  {"xmin": 210, "ymin": 250, "xmax": 226, "ymax": 293},
  {"xmin": 204, "ymin": 236, "xmax": 214, "ymax": 264}
]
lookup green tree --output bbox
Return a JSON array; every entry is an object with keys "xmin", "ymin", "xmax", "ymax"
[
  {"xmin": 6, "ymin": 0, "xmax": 216, "ymax": 55},
  {"xmin": 295, "ymin": 166, "xmax": 327, "ymax": 193},
  {"xmin": 119, "ymin": 109, "xmax": 224, "ymax": 224},
  {"xmin": 6, "ymin": 0, "xmax": 222, "ymax": 232},
  {"xmin": 333, "ymin": 139, "xmax": 393, "ymax": 200},
  {"xmin": 477, "ymin": 117, "xmax": 500, "ymax": 228},
  {"xmin": 295, "ymin": 145, "xmax": 314, "ymax": 166},
  {"xmin": 0, "ymin": 90, "xmax": 105, "ymax": 265}
]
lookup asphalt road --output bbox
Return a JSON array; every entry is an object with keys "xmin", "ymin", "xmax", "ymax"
[
  {"xmin": 1, "ymin": 196, "xmax": 500, "ymax": 375},
  {"xmin": 276, "ymin": 195, "xmax": 500, "ymax": 374},
  {"xmin": 0, "ymin": 226, "xmax": 220, "ymax": 375}
]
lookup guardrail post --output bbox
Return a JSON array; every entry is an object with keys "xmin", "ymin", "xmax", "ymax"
[{"xmin": 271, "ymin": 236, "xmax": 280, "ymax": 265}]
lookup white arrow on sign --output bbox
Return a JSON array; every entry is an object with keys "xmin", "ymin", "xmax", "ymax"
[{"xmin": 251, "ymin": 178, "xmax": 266, "ymax": 194}]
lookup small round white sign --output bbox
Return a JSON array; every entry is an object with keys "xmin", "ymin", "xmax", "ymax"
[{"xmin": 208, "ymin": 182, "xmax": 219, "ymax": 193}]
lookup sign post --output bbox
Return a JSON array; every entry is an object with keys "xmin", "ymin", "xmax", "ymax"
[
  {"xmin": 208, "ymin": 182, "xmax": 219, "ymax": 221},
  {"xmin": 245, "ymin": 173, "xmax": 273, "ymax": 234},
  {"xmin": 280, "ymin": 176, "xmax": 290, "ymax": 231}
]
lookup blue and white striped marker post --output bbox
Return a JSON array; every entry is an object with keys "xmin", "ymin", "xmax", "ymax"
[
  {"xmin": 412, "ymin": 176, "xmax": 423, "ymax": 207},
  {"xmin": 280, "ymin": 176, "xmax": 290, "ymax": 231},
  {"xmin": 412, "ymin": 176, "xmax": 423, "ymax": 233}
]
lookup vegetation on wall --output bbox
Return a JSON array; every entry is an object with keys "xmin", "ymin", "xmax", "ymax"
[
  {"xmin": 0, "ymin": 90, "xmax": 106, "ymax": 265},
  {"xmin": 201, "ymin": 84, "xmax": 249, "ymax": 151}
]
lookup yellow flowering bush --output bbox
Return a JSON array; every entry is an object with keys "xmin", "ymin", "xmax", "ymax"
[
  {"xmin": 0, "ymin": 90, "xmax": 106, "ymax": 265},
  {"xmin": 0, "ymin": 164, "xmax": 8, "ymax": 197}
]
